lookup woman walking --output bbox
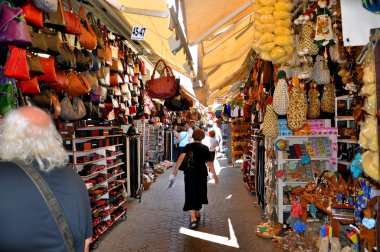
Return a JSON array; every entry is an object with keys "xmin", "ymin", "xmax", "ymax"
[
  {"xmin": 173, "ymin": 129, "xmax": 219, "ymax": 229},
  {"xmin": 177, "ymin": 126, "xmax": 189, "ymax": 155}
]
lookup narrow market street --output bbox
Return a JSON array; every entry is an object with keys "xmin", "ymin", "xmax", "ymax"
[{"xmin": 96, "ymin": 158, "xmax": 272, "ymax": 252}]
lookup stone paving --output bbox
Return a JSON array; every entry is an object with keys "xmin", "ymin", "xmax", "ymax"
[{"xmin": 95, "ymin": 158, "xmax": 272, "ymax": 252}]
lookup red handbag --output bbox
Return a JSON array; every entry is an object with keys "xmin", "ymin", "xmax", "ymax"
[
  {"xmin": 21, "ymin": 0, "xmax": 43, "ymax": 28},
  {"xmin": 132, "ymin": 75, "xmax": 139, "ymax": 85},
  {"xmin": 139, "ymin": 60, "xmax": 146, "ymax": 75},
  {"xmin": 17, "ymin": 77, "xmax": 40, "ymax": 94},
  {"xmin": 128, "ymin": 105, "xmax": 136, "ymax": 115},
  {"xmin": 78, "ymin": 5, "xmax": 97, "ymax": 50},
  {"xmin": 146, "ymin": 59, "xmax": 178, "ymax": 99},
  {"xmin": 37, "ymin": 56, "xmax": 57, "ymax": 83},
  {"xmin": 4, "ymin": 46, "xmax": 30, "ymax": 80},
  {"xmin": 46, "ymin": 69, "xmax": 68, "ymax": 91},
  {"xmin": 63, "ymin": 0, "xmax": 81, "ymax": 35},
  {"xmin": 110, "ymin": 72, "xmax": 118, "ymax": 86}
]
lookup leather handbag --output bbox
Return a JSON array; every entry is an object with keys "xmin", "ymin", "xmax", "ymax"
[
  {"xmin": 110, "ymin": 72, "xmax": 118, "ymax": 86},
  {"xmin": 4, "ymin": 46, "xmax": 30, "ymax": 80},
  {"xmin": 74, "ymin": 47, "xmax": 90, "ymax": 72},
  {"xmin": 32, "ymin": 0, "xmax": 57, "ymax": 13},
  {"xmin": 42, "ymin": 29, "xmax": 61, "ymax": 56},
  {"xmin": 139, "ymin": 60, "xmax": 146, "ymax": 75},
  {"xmin": 22, "ymin": 0, "xmax": 43, "ymax": 28},
  {"xmin": 86, "ymin": 12, "xmax": 104, "ymax": 49},
  {"xmin": 17, "ymin": 76, "xmax": 40, "ymax": 94},
  {"xmin": 31, "ymin": 86, "xmax": 53, "ymax": 106},
  {"xmin": 29, "ymin": 28, "xmax": 48, "ymax": 53},
  {"xmin": 101, "ymin": 25, "xmax": 112, "ymax": 66},
  {"xmin": 164, "ymin": 81, "xmax": 192, "ymax": 111},
  {"xmin": 43, "ymin": 0, "xmax": 66, "ymax": 31},
  {"xmin": 51, "ymin": 92, "xmax": 61, "ymax": 118},
  {"xmin": 78, "ymin": 5, "xmax": 97, "ymax": 50},
  {"xmin": 55, "ymin": 41, "xmax": 76, "ymax": 70},
  {"xmin": 0, "ymin": 3, "xmax": 32, "ymax": 48},
  {"xmin": 37, "ymin": 56, "xmax": 57, "ymax": 83},
  {"xmin": 90, "ymin": 84, "xmax": 106, "ymax": 103},
  {"xmin": 146, "ymin": 59, "xmax": 178, "ymax": 99},
  {"xmin": 63, "ymin": 0, "xmax": 81, "ymax": 35},
  {"xmin": 60, "ymin": 96, "xmax": 86, "ymax": 121},
  {"xmin": 82, "ymin": 49, "xmax": 98, "ymax": 71},
  {"xmin": 98, "ymin": 66, "xmax": 110, "ymax": 86},
  {"xmin": 110, "ymin": 59, "xmax": 123, "ymax": 73},
  {"xmin": 46, "ymin": 69, "xmax": 68, "ymax": 91},
  {"xmin": 82, "ymin": 70, "xmax": 98, "ymax": 91},
  {"xmin": 114, "ymin": 86, "xmax": 121, "ymax": 96},
  {"xmin": 26, "ymin": 52, "xmax": 44, "ymax": 76},
  {"xmin": 0, "ymin": 83, "xmax": 15, "ymax": 115},
  {"xmin": 67, "ymin": 71, "xmax": 91, "ymax": 97}
]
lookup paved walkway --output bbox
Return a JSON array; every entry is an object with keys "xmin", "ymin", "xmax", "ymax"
[{"xmin": 96, "ymin": 158, "xmax": 272, "ymax": 252}]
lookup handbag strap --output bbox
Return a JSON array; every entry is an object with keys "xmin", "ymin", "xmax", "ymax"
[
  {"xmin": 151, "ymin": 59, "xmax": 174, "ymax": 80},
  {"xmin": 15, "ymin": 162, "xmax": 75, "ymax": 252}
]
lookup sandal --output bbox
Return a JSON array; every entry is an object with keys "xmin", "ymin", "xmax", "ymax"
[{"xmin": 190, "ymin": 221, "xmax": 197, "ymax": 229}]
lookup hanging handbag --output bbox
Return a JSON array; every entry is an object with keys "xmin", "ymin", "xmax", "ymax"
[
  {"xmin": 308, "ymin": 82, "xmax": 321, "ymax": 119},
  {"xmin": 42, "ymin": 29, "xmax": 61, "ymax": 56},
  {"xmin": 272, "ymin": 71, "xmax": 289, "ymax": 115},
  {"xmin": 55, "ymin": 40, "xmax": 76, "ymax": 70},
  {"xmin": 101, "ymin": 25, "xmax": 112, "ymax": 66},
  {"xmin": 321, "ymin": 82, "xmax": 335, "ymax": 113},
  {"xmin": 114, "ymin": 86, "xmax": 121, "ymax": 96},
  {"xmin": 26, "ymin": 52, "xmax": 44, "ymax": 76},
  {"xmin": 146, "ymin": 59, "xmax": 178, "ymax": 99},
  {"xmin": 21, "ymin": 0, "xmax": 43, "ymax": 28},
  {"xmin": 74, "ymin": 47, "xmax": 89, "ymax": 72},
  {"xmin": 78, "ymin": 5, "xmax": 97, "ymax": 50},
  {"xmin": 262, "ymin": 104, "xmax": 279, "ymax": 138},
  {"xmin": 46, "ymin": 69, "xmax": 68, "ymax": 91},
  {"xmin": 139, "ymin": 60, "xmax": 146, "ymax": 75},
  {"xmin": 110, "ymin": 72, "xmax": 119, "ymax": 87},
  {"xmin": 29, "ymin": 28, "xmax": 48, "ymax": 53},
  {"xmin": 63, "ymin": 0, "xmax": 81, "ymax": 35},
  {"xmin": 17, "ymin": 76, "xmax": 40, "ymax": 94},
  {"xmin": 67, "ymin": 71, "xmax": 91, "ymax": 97},
  {"xmin": 0, "ymin": 3, "xmax": 32, "ymax": 48},
  {"xmin": 31, "ymin": 86, "xmax": 53, "ymax": 106},
  {"xmin": 4, "ymin": 46, "xmax": 30, "ymax": 80},
  {"xmin": 110, "ymin": 40, "xmax": 118, "ymax": 59},
  {"xmin": 312, "ymin": 55, "xmax": 330, "ymax": 85},
  {"xmin": 86, "ymin": 12, "xmax": 104, "ymax": 49},
  {"xmin": 32, "ymin": 0, "xmax": 57, "ymax": 13},
  {"xmin": 37, "ymin": 56, "xmax": 57, "ymax": 83},
  {"xmin": 43, "ymin": 0, "xmax": 66, "ymax": 31},
  {"xmin": 82, "ymin": 49, "xmax": 98, "ymax": 71},
  {"xmin": 60, "ymin": 96, "xmax": 86, "ymax": 121},
  {"xmin": 98, "ymin": 66, "xmax": 110, "ymax": 86},
  {"xmin": 164, "ymin": 81, "xmax": 192, "ymax": 111},
  {"xmin": 82, "ymin": 70, "xmax": 98, "ymax": 91},
  {"xmin": 90, "ymin": 84, "xmax": 106, "ymax": 103}
]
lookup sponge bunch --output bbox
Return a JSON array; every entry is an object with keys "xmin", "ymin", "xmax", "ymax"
[{"xmin": 252, "ymin": 0, "xmax": 294, "ymax": 64}]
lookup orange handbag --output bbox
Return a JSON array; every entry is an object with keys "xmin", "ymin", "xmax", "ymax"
[
  {"xmin": 78, "ymin": 5, "xmax": 97, "ymax": 50},
  {"xmin": 22, "ymin": 0, "xmax": 44, "ymax": 28},
  {"xmin": 4, "ymin": 46, "xmax": 30, "ymax": 80},
  {"xmin": 46, "ymin": 69, "xmax": 68, "ymax": 91},
  {"xmin": 37, "ymin": 56, "xmax": 57, "ymax": 83},
  {"xmin": 103, "ymin": 25, "xmax": 112, "ymax": 66},
  {"xmin": 67, "ymin": 71, "xmax": 91, "ymax": 97},
  {"xmin": 110, "ymin": 72, "xmax": 118, "ymax": 86}
]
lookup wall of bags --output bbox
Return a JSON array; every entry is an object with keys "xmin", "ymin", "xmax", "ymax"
[{"xmin": 0, "ymin": 0, "xmax": 153, "ymax": 124}]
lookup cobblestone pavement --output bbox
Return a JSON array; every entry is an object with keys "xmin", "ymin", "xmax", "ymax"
[{"xmin": 95, "ymin": 158, "xmax": 272, "ymax": 252}]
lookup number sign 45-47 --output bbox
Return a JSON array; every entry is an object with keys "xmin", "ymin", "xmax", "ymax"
[{"xmin": 131, "ymin": 26, "xmax": 147, "ymax": 40}]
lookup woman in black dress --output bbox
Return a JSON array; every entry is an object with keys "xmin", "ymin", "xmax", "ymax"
[{"xmin": 173, "ymin": 129, "xmax": 219, "ymax": 229}]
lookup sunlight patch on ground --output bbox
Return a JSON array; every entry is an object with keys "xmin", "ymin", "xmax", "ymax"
[
  {"xmin": 179, "ymin": 218, "xmax": 239, "ymax": 248},
  {"xmin": 226, "ymin": 195, "xmax": 232, "ymax": 200}
]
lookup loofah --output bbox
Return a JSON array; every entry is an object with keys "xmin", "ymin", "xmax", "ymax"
[
  {"xmin": 258, "ymin": 0, "xmax": 276, "ymax": 6},
  {"xmin": 261, "ymin": 42, "xmax": 276, "ymax": 52},
  {"xmin": 270, "ymin": 46, "xmax": 286, "ymax": 60},
  {"xmin": 256, "ymin": 6, "xmax": 274, "ymax": 15},
  {"xmin": 273, "ymin": 11, "xmax": 291, "ymax": 20},
  {"xmin": 275, "ymin": 19, "xmax": 291, "ymax": 27},
  {"xmin": 274, "ymin": 27, "xmax": 291, "ymax": 36},
  {"xmin": 274, "ymin": 2, "xmax": 292, "ymax": 11},
  {"xmin": 259, "ymin": 33, "xmax": 275, "ymax": 44},
  {"xmin": 259, "ymin": 14, "xmax": 274, "ymax": 24},
  {"xmin": 274, "ymin": 36, "xmax": 292, "ymax": 46}
]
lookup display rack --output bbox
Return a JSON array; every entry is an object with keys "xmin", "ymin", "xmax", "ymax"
[
  {"xmin": 334, "ymin": 95, "xmax": 359, "ymax": 167},
  {"xmin": 231, "ymin": 121, "xmax": 252, "ymax": 166},
  {"xmin": 275, "ymin": 134, "xmax": 338, "ymax": 223},
  {"xmin": 220, "ymin": 123, "xmax": 232, "ymax": 163},
  {"xmin": 62, "ymin": 125, "xmax": 127, "ymax": 248},
  {"xmin": 146, "ymin": 125, "xmax": 165, "ymax": 163}
]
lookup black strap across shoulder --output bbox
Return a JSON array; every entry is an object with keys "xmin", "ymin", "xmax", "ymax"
[{"xmin": 15, "ymin": 162, "xmax": 75, "ymax": 252}]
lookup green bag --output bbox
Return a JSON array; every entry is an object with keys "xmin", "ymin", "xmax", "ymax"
[{"xmin": 0, "ymin": 84, "xmax": 16, "ymax": 115}]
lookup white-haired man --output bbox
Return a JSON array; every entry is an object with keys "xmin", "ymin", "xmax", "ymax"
[{"xmin": 0, "ymin": 107, "xmax": 92, "ymax": 252}]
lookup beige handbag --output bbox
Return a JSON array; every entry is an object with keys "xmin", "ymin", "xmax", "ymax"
[
  {"xmin": 287, "ymin": 79, "xmax": 307, "ymax": 130},
  {"xmin": 60, "ymin": 96, "xmax": 86, "ymax": 121},
  {"xmin": 321, "ymin": 82, "xmax": 335, "ymax": 113},
  {"xmin": 308, "ymin": 83, "xmax": 321, "ymax": 119},
  {"xmin": 263, "ymin": 104, "xmax": 279, "ymax": 138}
]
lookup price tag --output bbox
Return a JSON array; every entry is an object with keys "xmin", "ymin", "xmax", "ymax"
[{"xmin": 131, "ymin": 26, "xmax": 147, "ymax": 40}]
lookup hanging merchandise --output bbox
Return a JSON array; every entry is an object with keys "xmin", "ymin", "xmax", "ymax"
[
  {"xmin": 17, "ymin": 77, "xmax": 40, "ymax": 94},
  {"xmin": 362, "ymin": 0, "xmax": 380, "ymax": 14},
  {"xmin": 298, "ymin": 19, "xmax": 319, "ymax": 56},
  {"xmin": 307, "ymin": 82, "xmax": 321, "ymax": 119},
  {"xmin": 41, "ymin": 29, "xmax": 61, "ymax": 56},
  {"xmin": 314, "ymin": 0, "xmax": 335, "ymax": 47},
  {"xmin": 22, "ymin": 0, "xmax": 44, "ymax": 29},
  {"xmin": 46, "ymin": 69, "xmax": 68, "ymax": 91},
  {"xmin": 78, "ymin": 4, "xmax": 97, "ymax": 50},
  {"xmin": 251, "ymin": 0, "xmax": 294, "ymax": 63},
  {"xmin": 32, "ymin": 0, "xmax": 57, "ymax": 13},
  {"xmin": 146, "ymin": 59, "xmax": 178, "ymax": 99},
  {"xmin": 66, "ymin": 71, "xmax": 91, "ymax": 97},
  {"xmin": 320, "ymin": 82, "xmax": 335, "ymax": 113},
  {"xmin": 63, "ymin": 0, "xmax": 81, "ymax": 35},
  {"xmin": 26, "ymin": 52, "xmax": 44, "ymax": 76},
  {"xmin": 60, "ymin": 96, "xmax": 86, "ymax": 121},
  {"xmin": 0, "ymin": 3, "xmax": 32, "ymax": 48},
  {"xmin": 55, "ymin": 39, "xmax": 76, "ymax": 70},
  {"xmin": 263, "ymin": 100, "xmax": 279, "ymax": 138},
  {"xmin": 272, "ymin": 70, "xmax": 289, "ymax": 115},
  {"xmin": 0, "ymin": 70, "xmax": 16, "ymax": 115},
  {"xmin": 4, "ymin": 46, "xmax": 30, "ymax": 80},
  {"xmin": 311, "ymin": 54, "xmax": 330, "ymax": 85},
  {"xmin": 43, "ymin": 0, "xmax": 66, "ymax": 31},
  {"xmin": 287, "ymin": 78, "xmax": 307, "ymax": 130},
  {"xmin": 287, "ymin": 35, "xmax": 301, "ymax": 67}
]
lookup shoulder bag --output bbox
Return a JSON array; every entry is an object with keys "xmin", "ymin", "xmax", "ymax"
[
  {"xmin": 60, "ymin": 96, "xmax": 86, "ymax": 121},
  {"xmin": 4, "ymin": 46, "xmax": 30, "ymax": 80},
  {"xmin": 63, "ymin": 0, "xmax": 81, "ymax": 35},
  {"xmin": 78, "ymin": 4, "xmax": 97, "ymax": 50},
  {"xmin": 67, "ymin": 71, "xmax": 91, "ymax": 97},
  {"xmin": 0, "ymin": 69, "xmax": 16, "ymax": 115},
  {"xmin": 146, "ymin": 59, "xmax": 178, "ymax": 99},
  {"xmin": 13, "ymin": 162, "xmax": 74, "ymax": 252},
  {"xmin": 26, "ymin": 52, "xmax": 45, "ymax": 76},
  {"xmin": 86, "ymin": 12, "xmax": 104, "ymax": 49},
  {"xmin": 37, "ymin": 56, "xmax": 58, "ymax": 83},
  {"xmin": 43, "ymin": 0, "xmax": 66, "ymax": 31},
  {"xmin": 21, "ymin": 0, "xmax": 44, "ymax": 28}
]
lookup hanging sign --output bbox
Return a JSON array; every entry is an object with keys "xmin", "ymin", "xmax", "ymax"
[{"xmin": 131, "ymin": 26, "xmax": 147, "ymax": 40}]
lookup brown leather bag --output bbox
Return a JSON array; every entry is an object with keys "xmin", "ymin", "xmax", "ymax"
[
  {"xmin": 78, "ymin": 5, "xmax": 97, "ymax": 50},
  {"xmin": 86, "ymin": 12, "xmax": 104, "ymax": 49},
  {"xmin": 146, "ymin": 59, "xmax": 178, "ymax": 99},
  {"xmin": 46, "ymin": 69, "xmax": 69, "ymax": 91},
  {"xmin": 110, "ymin": 59, "xmax": 123, "ymax": 73},
  {"xmin": 67, "ymin": 71, "xmax": 91, "ymax": 97},
  {"xmin": 43, "ymin": 0, "xmax": 67, "ymax": 31},
  {"xmin": 26, "ymin": 52, "xmax": 45, "ymax": 76},
  {"xmin": 42, "ymin": 29, "xmax": 61, "ymax": 56}
]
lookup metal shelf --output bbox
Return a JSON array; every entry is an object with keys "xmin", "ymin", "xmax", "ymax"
[{"xmin": 337, "ymin": 139, "xmax": 358, "ymax": 144}]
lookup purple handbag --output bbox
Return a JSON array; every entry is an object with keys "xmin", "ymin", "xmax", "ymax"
[
  {"xmin": 91, "ymin": 85, "xmax": 106, "ymax": 103},
  {"xmin": 0, "ymin": 3, "xmax": 32, "ymax": 48}
]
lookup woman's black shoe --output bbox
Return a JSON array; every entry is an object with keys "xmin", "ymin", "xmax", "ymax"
[{"xmin": 190, "ymin": 221, "xmax": 197, "ymax": 229}]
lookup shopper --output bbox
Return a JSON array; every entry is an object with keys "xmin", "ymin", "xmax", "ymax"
[
  {"xmin": 173, "ymin": 124, "xmax": 180, "ymax": 160},
  {"xmin": 185, "ymin": 123, "xmax": 194, "ymax": 143},
  {"xmin": 206, "ymin": 130, "xmax": 219, "ymax": 161},
  {"xmin": 190, "ymin": 120, "xmax": 199, "ymax": 130},
  {"xmin": 173, "ymin": 129, "xmax": 219, "ymax": 229},
  {"xmin": 213, "ymin": 122, "xmax": 223, "ymax": 151},
  {"xmin": 0, "ymin": 107, "xmax": 93, "ymax": 252},
  {"xmin": 178, "ymin": 126, "xmax": 189, "ymax": 154}
]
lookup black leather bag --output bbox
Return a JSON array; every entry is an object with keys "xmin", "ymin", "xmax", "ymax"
[
  {"xmin": 178, "ymin": 144, "xmax": 195, "ymax": 172},
  {"xmin": 55, "ymin": 42, "xmax": 76, "ymax": 70},
  {"xmin": 74, "ymin": 47, "xmax": 90, "ymax": 72},
  {"xmin": 164, "ymin": 80, "xmax": 191, "ymax": 111}
]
